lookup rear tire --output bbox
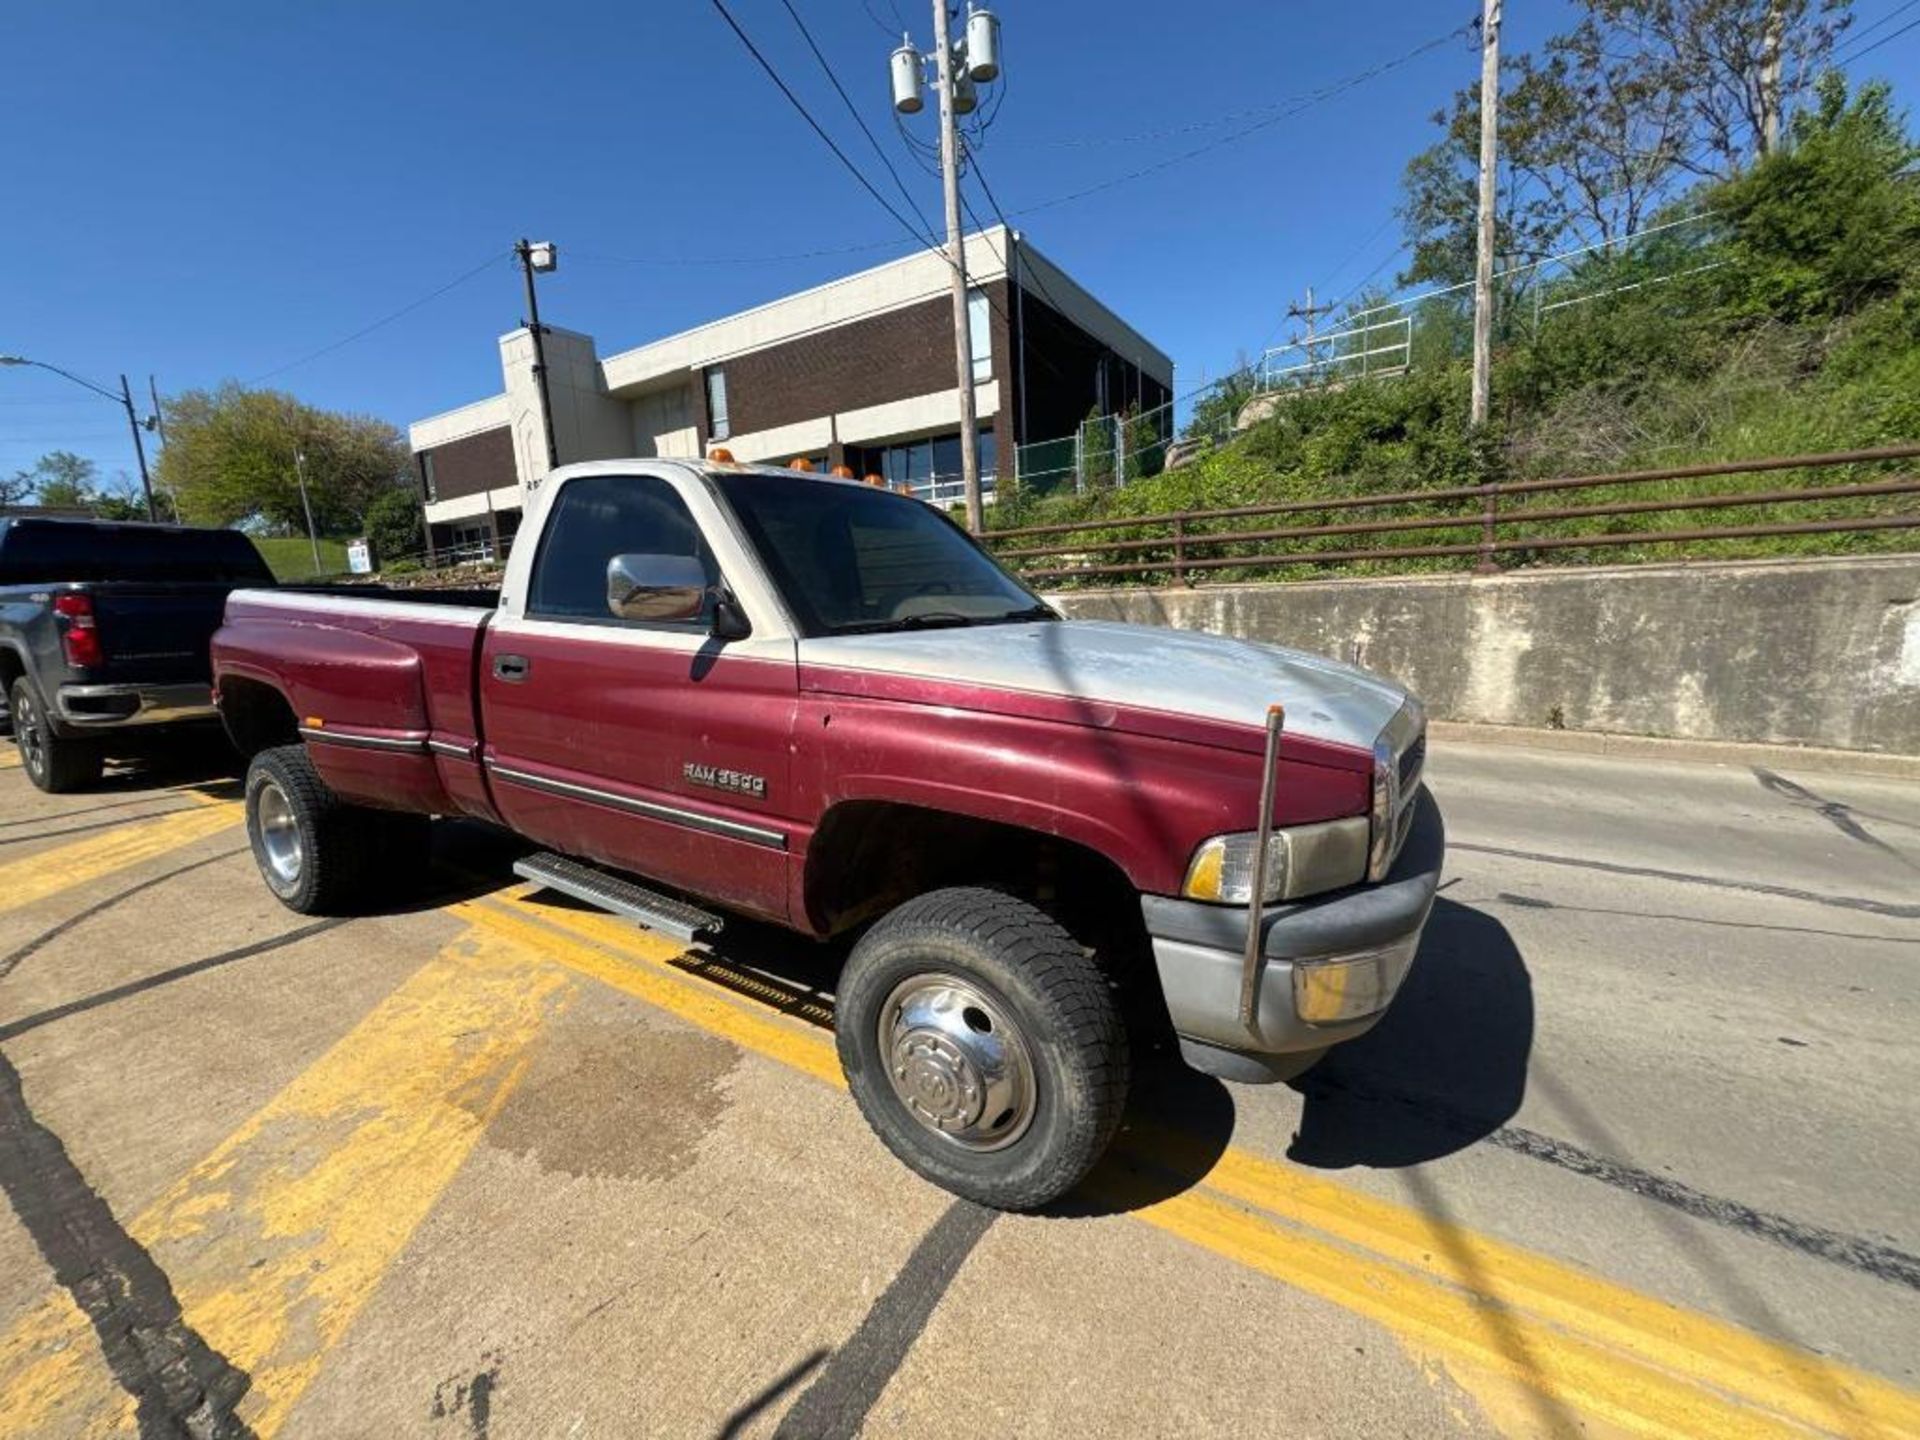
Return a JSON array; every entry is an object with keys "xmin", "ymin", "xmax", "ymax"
[
  {"xmin": 245, "ymin": 743, "xmax": 424, "ymax": 915},
  {"xmin": 836, "ymin": 887, "xmax": 1129, "ymax": 1211},
  {"xmin": 9, "ymin": 678, "xmax": 103, "ymax": 794}
]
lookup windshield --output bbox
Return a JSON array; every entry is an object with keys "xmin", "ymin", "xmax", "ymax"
[{"xmin": 714, "ymin": 472, "xmax": 1051, "ymax": 637}]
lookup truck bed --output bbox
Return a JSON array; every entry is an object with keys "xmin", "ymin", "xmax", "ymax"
[{"xmin": 215, "ymin": 585, "xmax": 502, "ymax": 823}]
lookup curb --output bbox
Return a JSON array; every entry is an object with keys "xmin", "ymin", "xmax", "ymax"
[{"xmin": 1428, "ymin": 720, "xmax": 1920, "ymax": 782}]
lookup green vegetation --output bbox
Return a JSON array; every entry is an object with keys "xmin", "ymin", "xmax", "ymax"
[
  {"xmin": 254, "ymin": 536, "xmax": 351, "ymax": 581},
  {"xmin": 988, "ymin": 70, "xmax": 1920, "ymax": 587}
]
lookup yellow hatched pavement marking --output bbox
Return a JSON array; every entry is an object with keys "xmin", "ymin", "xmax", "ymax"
[
  {"xmin": 0, "ymin": 793, "xmax": 239, "ymax": 915},
  {"xmin": 470, "ymin": 887, "xmax": 1920, "ymax": 1440},
  {"xmin": 0, "ymin": 929, "xmax": 573, "ymax": 1438}
]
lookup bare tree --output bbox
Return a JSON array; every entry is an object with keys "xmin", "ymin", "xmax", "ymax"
[{"xmin": 1592, "ymin": 0, "xmax": 1853, "ymax": 176}]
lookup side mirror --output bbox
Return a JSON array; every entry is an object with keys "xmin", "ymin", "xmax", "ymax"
[{"xmin": 607, "ymin": 553, "xmax": 709, "ymax": 623}]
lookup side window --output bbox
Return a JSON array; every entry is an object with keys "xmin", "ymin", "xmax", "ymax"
[
  {"xmin": 527, "ymin": 474, "xmax": 717, "ymax": 624},
  {"xmin": 705, "ymin": 368, "xmax": 730, "ymax": 442}
]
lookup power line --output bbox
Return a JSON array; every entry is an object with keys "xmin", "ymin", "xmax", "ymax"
[
  {"xmin": 248, "ymin": 249, "xmax": 508, "ymax": 384},
  {"xmin": 1837, "ymin": 10, "xmax": 1920, "ymax": 62},
  {"xmin": 778, "ymin": 0, "xmax": 940, "ymax": 241},
  {"xmin": 707, "ymin": 0, "xmax": 939, "ymax": 253},
  {"xmin": 1840, "ymin": 0, "xmax": 1920, "ymax": 50},
  {"xmin": 1001, "ymin": 19, "xmax": 1476, "ymax": 219}
]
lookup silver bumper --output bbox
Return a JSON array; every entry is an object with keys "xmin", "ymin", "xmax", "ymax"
[
  {"xmin": 1142, "ymin": 790, "xmax": 1443, "ymax": 1083},
  {"xmin": 55, "ymin": 681, "xmax": 217, "ymax": 728}
]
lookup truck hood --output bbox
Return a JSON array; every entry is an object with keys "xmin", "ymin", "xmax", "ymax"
[{"xmin": 797, "ymin": 619, "xmax": 1411, "ymax": 755}]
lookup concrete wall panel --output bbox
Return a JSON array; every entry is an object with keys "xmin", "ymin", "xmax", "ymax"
[{"xmin": 1047, "ymin": 556, "xmax": 1920, "ymax": 754}]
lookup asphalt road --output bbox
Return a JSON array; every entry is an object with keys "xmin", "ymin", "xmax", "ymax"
[{"xmin": 0, "ymin": 735, "xmax": 1914, "ymax": 1438}]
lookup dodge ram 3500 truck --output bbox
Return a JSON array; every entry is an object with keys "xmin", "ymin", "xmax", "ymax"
[{"xmin": 211, "ymin": 458, "xmax": 1440, "ymax": 1209}]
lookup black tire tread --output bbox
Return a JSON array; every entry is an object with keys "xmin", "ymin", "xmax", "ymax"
[
  {"xmin": 247, "ymin": 743, "xmax": 411, "ymax": 915},
  {"xmin": 9, "ymin": 677, "xmax": 102, "ymax": 794},
  {"xmin": 837, "ymin": 886, "xmax": 1129, "ymax": 1210}
]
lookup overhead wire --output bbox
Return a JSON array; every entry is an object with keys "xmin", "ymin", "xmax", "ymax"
[
  {"xmin": 1838, "ymin": 0, "xmax": 1920, "ymax": 52},
  {"xmin": 1836, "ymin": 10, "xmax": 1920, "ymax": 61},
  {"xmin": 247, "ymin": 249, "xmax": 508, "ymax": 384},
  {"xmin": 778, "ymin": 0, "xmax": 940, "ymax": 241}
]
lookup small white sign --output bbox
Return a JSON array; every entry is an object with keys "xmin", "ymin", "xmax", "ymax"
[{"xmin": 347, "ymin": 538, "xmax": 373, "ymax": 575}]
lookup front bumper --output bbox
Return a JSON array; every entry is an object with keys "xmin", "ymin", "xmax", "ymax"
[
  {"xmin": 55, "ymin": 681, "xmax": 217, "ymax": 729},
  {"xmin": 1141, "ymin": 790, "xmax": 1444, "ymax": 1083}
]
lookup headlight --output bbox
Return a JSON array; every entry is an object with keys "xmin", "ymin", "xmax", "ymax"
[{"xmin": 1182, "ymin": 817, "xmax": 1370, "ymax": 905}]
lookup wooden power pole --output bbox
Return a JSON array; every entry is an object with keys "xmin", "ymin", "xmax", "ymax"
[{"xmin": 1470, "ymin": 0, "xmax": 1501, "ymax": 429}]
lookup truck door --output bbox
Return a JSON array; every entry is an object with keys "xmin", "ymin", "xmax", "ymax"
[{"xmin": 479, "ymin": 472, "xmax": 799, "ymax": 923}]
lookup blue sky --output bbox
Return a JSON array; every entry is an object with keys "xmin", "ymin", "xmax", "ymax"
[{"xmin": 5, "ymin": 0, "xmax": 1915, "ymax": 484}]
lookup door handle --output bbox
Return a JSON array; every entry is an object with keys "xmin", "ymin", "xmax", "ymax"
[{"xmin": 492, "ymin": 654, "xmax": 530, "ymax": 683}]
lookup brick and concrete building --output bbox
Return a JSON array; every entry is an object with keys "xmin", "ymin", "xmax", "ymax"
[{"xmin": 409, "ymin": 227, "xmax": 1171, "ymax": 556}]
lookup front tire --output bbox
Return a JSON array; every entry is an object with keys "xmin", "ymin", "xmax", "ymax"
[
  {"xmin": 245, "ymin": 743, "xmax": 424, "ymax": 915},
  {"xmin": 836, "ymin": 887, "xmax": 1129, "ymax": 1210},
  {"xmin": 9, "ymin": 678, "xmax": 103, "ymax": 794}
]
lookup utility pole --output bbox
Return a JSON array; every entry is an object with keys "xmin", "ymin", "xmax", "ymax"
[
  {"xmin": 514, "ymin": 239, "xmax": 560, "ymax": 474},
  {"xmin": 117, "ymin": 376, "xmax": 157, "ymax": 522},
  {"xmin": 932, "ymin": 0, "xmax": 982, "ymax": 533},
  {"xmin": 1286, "ymin": 286, "xmax": 1337, "ymax": 383},
  {"xmin": 147, "ymin": 376, "xmax": 168, "ymax": 445},
  {"xmin": 1470, "ymin": 0, "xmax": 1501, "ymax": 429},
  {"xmin": 890, "ymin": 6, "xmax": 1002, "ymax": 531},
  {"xmin": 293, "ymin": 448, "xmax": 321, "ymax": 575}
]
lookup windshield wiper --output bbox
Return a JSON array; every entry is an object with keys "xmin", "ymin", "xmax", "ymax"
[
  {"xmin": 832, "ymin": 603, "xmax": 1057, "ymax": 635},
  {"xmin": 994, "ymin": 603, "xmax": 1058, "ymax": 623}
]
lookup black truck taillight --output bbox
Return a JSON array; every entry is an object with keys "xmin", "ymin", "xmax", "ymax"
[{"xmin": 53, "ymin": 593, "xmax": 104, "ymax": 668}]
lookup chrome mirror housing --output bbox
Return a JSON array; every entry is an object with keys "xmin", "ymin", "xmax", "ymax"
[{"xmin": 607, "ymin": 553, "xmax": 708, "ymax": 623}]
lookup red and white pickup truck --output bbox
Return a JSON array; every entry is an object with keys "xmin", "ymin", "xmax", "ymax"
[{"xmin": 211, "ymin": 459, "xmax": 1440, "ymax": 1208}]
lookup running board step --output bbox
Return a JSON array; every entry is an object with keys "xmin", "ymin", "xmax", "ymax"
[{"xmin": 513, "ymin": 852, "xmax": 723, "ymax": 943}]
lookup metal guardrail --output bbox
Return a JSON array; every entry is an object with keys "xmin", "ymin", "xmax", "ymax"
[{"xmin": 988, "ymin": 444, "xmax": 1920, "ymax": 585}]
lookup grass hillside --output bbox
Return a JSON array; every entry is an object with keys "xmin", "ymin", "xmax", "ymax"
[
  {"xmin": 254, "ymin": 536, "xmax": 350, "ymax": 580},
  {"xmin": 988, "ymin": 79, "xmax": 1920, "ymax": 587}
]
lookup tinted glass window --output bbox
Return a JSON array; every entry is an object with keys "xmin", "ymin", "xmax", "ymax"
[
  {"xmin": 716, "ymin": 473, "xmax": 1042, "ymax": 636},
  {"xmin": 527, "ymin": 473, "xmax": 717, "ymax": 623},
  {"xmin": 0, "ymin": 521, "xmax": 274, "ymax": 585}
]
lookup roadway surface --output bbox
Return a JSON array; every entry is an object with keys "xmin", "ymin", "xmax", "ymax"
[{"xmin": 0, "ymin": 735, "xmax": 1914, "ymax": 1438}]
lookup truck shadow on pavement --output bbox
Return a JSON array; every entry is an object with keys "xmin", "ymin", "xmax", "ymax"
[{"xmin": 1285, "ymin": 897, "xmax": 1532, "ymax": 1169}]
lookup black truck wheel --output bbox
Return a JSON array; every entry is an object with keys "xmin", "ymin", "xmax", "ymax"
[
  {"xmin": 836, "ymin": 887, "xmax": 1129, "ymax": 1211},
  {"xmin": 9, "ymin": 678, "xmax": 103, "ymax": 794},
  {"xmin": 245, "ymin": 743, "xmax": 425, "ymax": 915}
]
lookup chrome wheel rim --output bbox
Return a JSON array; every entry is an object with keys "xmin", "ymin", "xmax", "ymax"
[
  {"xmin": 15, "ymin": 691, "xmax": 45, "ymax": 779},
  {"xmin": 254, "ymin": 779, "xmax": 304, "ymax": 887},
  {"xmin": 877, "ymin": 972, "xmax": 1036, "ymax": 1152}
]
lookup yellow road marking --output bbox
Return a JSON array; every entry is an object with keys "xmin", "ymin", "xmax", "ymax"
[
  {"xmin": 0, "ymin": 748, "xmax": 20, "ymax": 770},
  {"xmin": 471, "ymin": 887, "xmax": 1920, "ymax": 1440},
  {"xmin": 0, "ymin": 796, "xmax": 240, "ymax": 915},
  {"xmin": 0, "ymin": 929, "xmax": 572, "ymax": 1437}
]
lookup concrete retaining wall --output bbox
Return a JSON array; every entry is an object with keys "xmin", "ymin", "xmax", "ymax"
[{"xmin": 1046, "ymin": 555, "xmax": 1920, "ymax": 755}]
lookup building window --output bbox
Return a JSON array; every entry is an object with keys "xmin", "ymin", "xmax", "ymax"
[
  {"xmin": 705, "ymin": 368, "xmax": 730, "ymax": 441},
  {"xmin": 968, "ymin": 288, "xmax": 992, "ymax": 382},
  {"xmin": 419, "ymin": 451, "xmax": 438, "ymax": 503},
  {"xmin": 860, "ymin": 428, "xmax": 997, "ymax": 507}
]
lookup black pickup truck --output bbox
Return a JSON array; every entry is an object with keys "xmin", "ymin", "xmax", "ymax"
[{"xmin": 0, "ymin": 517, "xmax": 276, "ymax": 792}]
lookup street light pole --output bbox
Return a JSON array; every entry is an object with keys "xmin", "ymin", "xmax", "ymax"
[
  {"xmin": 514, "ymin": 239, "xmax": 561, "ymax": 475},
  {"xmin": 119, "ymin": 375, "xmax": 156, "ymax": 521},
  {"xmin": 0, "ymin": 355, "xmax": 157, "ymax": 520},
  {"xmin": 293, "ymin": 448, "xmax": 322, "ymax": 575}
]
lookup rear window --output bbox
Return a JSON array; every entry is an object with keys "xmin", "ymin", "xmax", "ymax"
[{"xmin": 0, "ymin": 521, "xmax": 275, "ymax": 586}]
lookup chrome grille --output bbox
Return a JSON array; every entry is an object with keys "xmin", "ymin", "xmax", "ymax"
[{"xmin": 1369, "ymin": 700, "xmax": 1426, "ymax": 881}]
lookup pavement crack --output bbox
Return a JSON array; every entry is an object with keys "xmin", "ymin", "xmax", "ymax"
[
  {"xmin": 1449, "ymin": 840, "xmax": 1920, "ymax": 918},
  {"xmin": 0, "ymin": 1045, "xmax": 256, "ymax": 1439}
]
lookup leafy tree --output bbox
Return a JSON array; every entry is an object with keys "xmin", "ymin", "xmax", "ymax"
[
  {"xmin": 1712, "ymin": 74, "xmax": 1919, "ymax": 320},
  {"xmin": 363, "ymin": 486, "xmax": 424, "ymax": 566},
  {"xmin": 9, "ymin": 451, "xmax": 98, "ymax": 509},
  {"xmin": 155, "ymin": 383, "xmax": 410, "ymax": 533},
  {"xmin": 92, "ymin": 472, "xmax": 163, "ymax": 523}
]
